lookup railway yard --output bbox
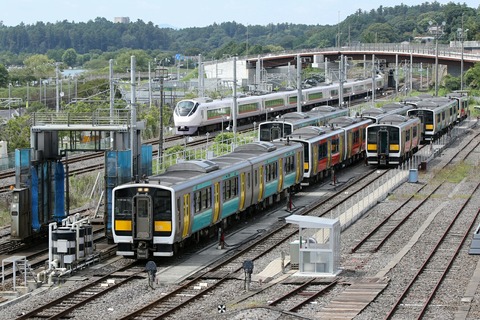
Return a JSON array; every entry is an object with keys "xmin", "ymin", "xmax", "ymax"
[{"xmin": 0, "ymin": 118, "xmax": 478, "ymax": 319}]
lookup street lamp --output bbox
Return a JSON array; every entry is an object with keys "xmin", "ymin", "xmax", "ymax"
[{"xmin": 429, "ymin": 20, "xmax": 446, "ymax": 96}]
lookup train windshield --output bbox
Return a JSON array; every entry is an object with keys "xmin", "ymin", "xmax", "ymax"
[
  {"xmin": 388, "ymin": 127, "xmax": 399, "ymax": 144},
  {"xmin": 175, "ymin": 100, "xmax": 198, "ymax": 117},
  {"xmin": 259, "ymin": 123, "xmax": 292, "ymax": 141},
  {"xmin": 114, "ymin": 188, "xmax": 136, "ymax": 220},
  {"xmin": 114, "ymin": 187, "xmax": 172, "ymax": 221},
  {"xmin": 367, "ymin": 127, "xmax": 379, "ymax": 143}
]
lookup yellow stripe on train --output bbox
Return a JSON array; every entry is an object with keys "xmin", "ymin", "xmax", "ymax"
[
  {"xmin": 115, "ymin": 220, "xmax": 132, "ymax": 231},
  {"xmin": 367, "ymin": 144, "xmax": 377, "ymax": 151},
  {"xmin": 426, "ymin": 124, "xmax": 434, "ymax": 130},
  {"xmin": 155, "ymin": 221, "xmax": 172, "ymax": 232},
  {"xmin": 304, "ymin": 162, "xmax": 309, "ymax": 170}
]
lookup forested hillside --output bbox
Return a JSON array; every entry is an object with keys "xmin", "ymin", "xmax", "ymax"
[{"xmin": 0, "ymin": 2, "xmax": 477, "ymax": 66}]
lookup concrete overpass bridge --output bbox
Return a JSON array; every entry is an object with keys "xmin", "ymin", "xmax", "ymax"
[{"xmin": 245, "ymin": 43, "xmax": 480, "ymax": 78}]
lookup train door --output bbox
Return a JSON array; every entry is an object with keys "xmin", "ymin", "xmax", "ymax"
[
  {"xmin": 257, "ymin": 166, "xmax": 264, "ymax": 202},
  {"xmin": 277, "ymin": 158, "xmax": 284, "ymax": 192},
  {"xmin": 296, "ymin": 151, "xmax": 302, "ymax": 184},
  {"xmin": 312, "ymin": 143, "xmax": 319, "ymax": 175},
  {"xmin": 327, "ymin": 140, "xmax": 331, "ymax": 168},
  {"xmin": 271, "ymin": 126, "xmax": 282, "ymax": 141},
  {"xmin": 240, "ymin": 173, "xmax": 246, "ymax": 210},
  {"xmin": 339, "ymin": 134, "xmax": 344, "ymax": 162},
  {"xmin": 133, "ymin": 195, "xmax": 152, "ymax": 240},
  {"xmin": 348, "ymin": 131, "xmax": 353, "ymax": 158},
  {"xmin": 378, "ymin": 129, "xmax": 389, "ymax": 154},
  {"xmin": 213, "ymin": 182, "xmax": 221, "ymax": 223},
  {"xmin": 182, "ymin": 194, "xmax": 191, "ymax": 238}
]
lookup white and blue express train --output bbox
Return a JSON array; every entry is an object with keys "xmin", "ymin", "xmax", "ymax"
[
  {"xmin": 174, "ymin": 76, "xmax": 385, "ymax": 135},
  {"xmin": 112, "ymin": 140, "xmax": 303, "ymax": 259}
]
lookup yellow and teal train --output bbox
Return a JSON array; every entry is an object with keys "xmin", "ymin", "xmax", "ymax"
[{"xmin": 112, "ymin": 140, "xmax": 304, "ymax": 259}]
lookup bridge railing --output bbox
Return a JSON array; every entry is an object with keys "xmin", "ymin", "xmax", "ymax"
[
  {"xmin": 30, "ymin": 109, "xmax": 131, "ymax": 127},
  {"xmin": 240, "ymin": 43, "xmax": 480, "ymax": 62}
]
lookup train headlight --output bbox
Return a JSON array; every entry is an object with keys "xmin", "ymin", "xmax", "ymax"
[{"xmin": 137, "ymin": 187, "xmax": 150, "ymax": 193}]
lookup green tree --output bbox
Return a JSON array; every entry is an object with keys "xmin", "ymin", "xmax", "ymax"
[
  {"xmin": 443, "ymin": 74, "xmax": 460, "ymax": 91},
  {"xmin": 0, "ymin": 116, "xmax": 31, "ymax": 152},
  {"xmin": 62, "ymin": 48, "xmax": 78, "ymax": 67},
  {"xmin": 23, "ymin": 54, "xmax": 55, "ymax": 79},
  {"xmin": 464, "ymin": 62, "xmax": 480, "ymax": 89},
  {"xmin": 0, "ymin": 64, "xmax": 8, "ymax": 88}
]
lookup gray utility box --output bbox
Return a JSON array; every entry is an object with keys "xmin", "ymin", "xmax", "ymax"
[{"xmin": 10, "ymin": 188, "xmax": 31, "ymax": 241}]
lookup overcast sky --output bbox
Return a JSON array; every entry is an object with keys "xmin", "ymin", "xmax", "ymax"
[{"xmin": 2, "ymin": 0, "xmax": 478, "ymax": 28}]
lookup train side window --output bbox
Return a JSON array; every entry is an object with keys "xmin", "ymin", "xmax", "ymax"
[
  {"xmin": 248, "ymin": 173, "xmax": 251, "ymax": 188},
  {"xmin": 254, "ymin": 170, "xmax": 258, "ymax": 186},
  {"xmin": 413, "ymin": 126, "xmax": 417, "ymax": 138},
  {"xmin": 226, "ymin": 180, "xmax": 231, "ymax": 199},
  {"xmin": 193, "ymin": 193, "xmax": 197, "ymax": 213},
  {"xmin": 406, "ymin": 129, "xmax": 411, "ymax": 142},
  {"xmin": 201, "ymin": 189, "xmax": 207, "ymax": 210},
  {"xmin": 233, "ymin": 177, "xmax": 238, "ymax": 196},
  {"xmin": 206, "ymin": 187, "xmax": 211, "ymax": 208},
  {"xmin": 195, "ymin": 191, "xmax": 202, "ymax": 213},
  {"xmin": 353, "ymin": 131, "xmax": 359, "ymax": 144}
]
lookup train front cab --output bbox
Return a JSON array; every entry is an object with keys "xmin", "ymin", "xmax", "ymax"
[
  {"xmin": 259, "ymin": 122, "xmax": 293, "ymax": 141},
  {"xmin": 113, "ymin": 185, "xmax": 174, "ymax": 259},
  {"xmin": 366, "ymin": 125, "xmax": 401, "ymax": 166},
  {"xmin": 407, "ymin": 109, "xmax": 432, "ymax": 142}
]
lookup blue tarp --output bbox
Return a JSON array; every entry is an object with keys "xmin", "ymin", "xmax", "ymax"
[
  {"xmin": 105, "ymin": 150, "xmax": 131, "ymax": 234},
  {"xmin": 31, "ymin": 166, "xmax": 40, "ymax": 231},
  {"xmin": 141, "ymin": 145, "xmax": 153, "ymax": 177}
]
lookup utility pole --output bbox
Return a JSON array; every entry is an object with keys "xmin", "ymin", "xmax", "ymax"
[
  {"xmin": 296, "ymin": 54, "xmax": 302, "ymax": 112},
  {"xmin": 233, "ymin": 56, "xmax": 238, "ymax": 146},
  {"xmin": 429, "ymin": 20, "xmax": 445, "ymax": 96},
  {"xmin": 55, "ymin": 63, "xmax": 60, "ymax": 112}
]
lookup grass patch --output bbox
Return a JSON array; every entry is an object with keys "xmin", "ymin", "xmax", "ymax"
[
  {"xmin": 432, "ymin": 161, "xmax": 473, "ymax": 184},
  {"xmin": 68, "ymin": 172, "xmax": 99, "ymax": 209},
  {"xmin": 0, "ymin": 208, "xmax": 10, "ymax": 227}
]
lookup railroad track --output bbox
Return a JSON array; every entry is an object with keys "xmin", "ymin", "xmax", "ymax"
[
  {"xmin": 15, "ymin": 263, "xmax": 144, "ymax": 320},
  {"xmin": 115, "ymin": 162, "xmax": 393, "ymax": 319},
  {"xmin": 351, "ymin": 133, "xmax": 480, "ymax": 254},
  {"xmin": 267, "ymin": 279, "xmax": 339, "ymax": 312},
  {"xmin": 385, "ymin": 182, "xmax": 480, "ymax": 319}
]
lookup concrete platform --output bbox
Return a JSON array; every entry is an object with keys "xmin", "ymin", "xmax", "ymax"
[{"xmin": 156, "ymin": 166, "xmax": 368, "ymax": 284}]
